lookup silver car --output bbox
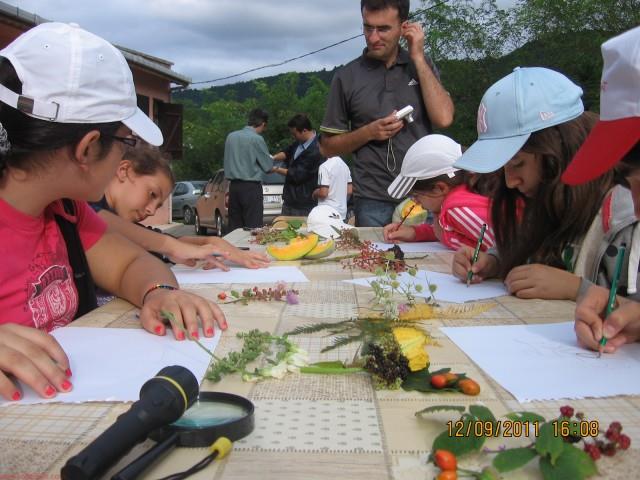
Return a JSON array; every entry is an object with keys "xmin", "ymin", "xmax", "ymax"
[{"xmin": 171, "ymin": 180, "xmax": 207, "ymax": 224}]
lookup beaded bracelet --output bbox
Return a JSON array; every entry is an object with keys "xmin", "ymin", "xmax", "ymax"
[{"xmin": 142, "ymin": 284, "xmax": 178, "ymax": 305}]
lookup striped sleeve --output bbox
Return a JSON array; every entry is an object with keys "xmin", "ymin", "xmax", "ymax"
[{"xmin": 440, "ymin": 206, "xmax": 495, "ymax": 251}]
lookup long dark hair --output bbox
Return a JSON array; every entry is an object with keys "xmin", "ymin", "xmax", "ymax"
[
  {"xmin": 492, "ymin": 111, "xmax": 614, "ymax": 276},
  {"xmin": 0, "ymin": 58, "xmax": 120, "ymax": 177}
]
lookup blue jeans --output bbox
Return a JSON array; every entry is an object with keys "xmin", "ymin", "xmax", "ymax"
[{"xmin": 354, "ymin": 197, "xmax": 397, "ymax": 227}]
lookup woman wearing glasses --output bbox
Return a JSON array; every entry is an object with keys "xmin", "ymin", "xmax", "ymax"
[{"xmin": 0, "ymin": 23, "xmax": 227, "ymax": 401}]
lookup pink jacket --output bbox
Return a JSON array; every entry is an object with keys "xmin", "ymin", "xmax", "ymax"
[{"xmin": 413, "ymin": 184, "xmax": 494, "ymax": 251}]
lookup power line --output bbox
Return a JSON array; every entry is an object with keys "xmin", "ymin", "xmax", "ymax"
[{"xmin": 184, "ymin": 1, "xmax": 449, "ymax": 88}]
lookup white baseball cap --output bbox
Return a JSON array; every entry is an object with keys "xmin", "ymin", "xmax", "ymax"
[
  {"xmin": 387, "ymin": 134, "xmax": 461, "ymax": 199},
  {"xmin": 454, "ymin": 67, "xmax": 584, "ymax": 173},
  {"xmin": 307, "ymin": 205, "xmax": 354, "ymax": 239},
  {"xmin": 563, "ymin": 26, "xmax": 640, "ymax": 185},
  {"xmin": 0, "ymin": 22, "xmax": 163, "ymax": 146}
]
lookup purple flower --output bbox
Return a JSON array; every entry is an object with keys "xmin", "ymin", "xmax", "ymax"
[
  {"xmin": 397, "ymin": 303, "xmax": 409, "ymax": 314},
  {"xmin": 276, "ymin": 281, "xmax": 287, "ymax": 291},
  {"xmin": 285, "ymin": 290, "xmax": 299, "ymax": 305}
]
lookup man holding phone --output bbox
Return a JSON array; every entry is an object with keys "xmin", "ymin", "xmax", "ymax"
[{"xmin": 319, "ymin": 0, "xmax": 454, "ymax": 226}]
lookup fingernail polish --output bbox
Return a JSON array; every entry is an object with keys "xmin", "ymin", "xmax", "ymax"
[
  {"xmin": 155, "ymin": 325, "xmax": 164, "ymax": 335},
  {"xmin": 176, "ymin": 331, "xmax": 185, "ymax": 341},
  {"xmin": 61, "ymin": 380, "xmax": 72, "ymax": 391},
  {"xmin": 65, "ymin": 368, "xmax": 72, "ymax": 377},
  {"xmin": 191, "ymin": 331, "xmax": 199, "ymax": 339},
  {"xmin": 205, "ymin": 327, "xmax": 214, "ymax": 336},
  {"xmin": 12, "ymin": 391, "xmax": 21, "ymax": 401},
  {"xmin": 44, "ymin": 385, "xmax": 56, "ymax": 397}
]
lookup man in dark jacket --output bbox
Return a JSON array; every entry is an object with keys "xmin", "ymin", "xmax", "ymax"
[{"xmin": 273, "ymin": 114, "xmax": 323, "ymax": 216}]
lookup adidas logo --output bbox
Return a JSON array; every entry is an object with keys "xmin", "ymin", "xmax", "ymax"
[{"xmin": 408, "ymin": 78, "xmax": 419, "ymax": 86}]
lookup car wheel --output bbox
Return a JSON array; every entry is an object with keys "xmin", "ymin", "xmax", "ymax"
[
  {"xmin": 183, "ymin": 206, "xmax": 194, "ymax": 225},
  {"xmin": 194, "ymin": 211, "xmax": 207, "ymax": 235},
  {"xmin": 215, "ymin": 212, "xmax": 226, "ymax": 237}
]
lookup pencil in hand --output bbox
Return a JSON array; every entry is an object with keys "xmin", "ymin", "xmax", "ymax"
[
  {"xmin": 466, "ymin": 223, "xmax": 487, "ymax": 288},
  {"xmin": 598, "ymin": 243, "xmax": 626, "ymax": 358},
  {"xmin": 395, "ymin": 203, "xmax": 416, "ymax": 232}
]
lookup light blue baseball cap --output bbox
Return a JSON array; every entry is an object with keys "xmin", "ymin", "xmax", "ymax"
[{"xmin": 454, "ymin": 67, "xmax": 584, "ymax": 173}]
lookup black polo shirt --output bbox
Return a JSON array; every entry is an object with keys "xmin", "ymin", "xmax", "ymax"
[{"xmin": 320, "ymin": 48, "xmax": 439, "ymax": 202}]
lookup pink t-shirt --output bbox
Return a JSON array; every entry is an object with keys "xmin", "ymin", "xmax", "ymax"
[
  {"xmin": 413, "ymin": 184, "xmax": 495, "ymax": 251},
  {"xmin": 0, "ymin": 199, "xmax": 106, "ymax": 332}
]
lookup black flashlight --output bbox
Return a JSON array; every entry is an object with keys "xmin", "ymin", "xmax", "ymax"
[{"xmin": 61, "ymin": 365, "xmax": 199, "ymax": 480}]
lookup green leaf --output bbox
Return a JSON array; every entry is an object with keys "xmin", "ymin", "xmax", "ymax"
[
  {"xmin": 415, "ymin": 405, "xmax": 466, "ymax": 416},
  {"xmin": 492, "ymin": 447, "xmax": 537, "ymax": 473},
  {"xmin": 287, "ymin": 219, "xmax": 303, "ymax": 229},
  {"xmin": 469, "ymin": 405, "xmax": 496, "ymax": 423},
  {"xmin": 432, "ymin": 414, "xmax": 486, "ymax": 456},
  {"xmin": 401, "ymin": 368, "xmax": 463, "ymax": 393},
  {"xmin": 506, "ymin": 411, "xmax": 546, "ymax": 424},
  {"xmin": 536, "ymin": 422, "xmax": 565, "ymax": 465},
  {"xmin": 539, "ymin": 443, "xmax": 597, "ymax": 480}
]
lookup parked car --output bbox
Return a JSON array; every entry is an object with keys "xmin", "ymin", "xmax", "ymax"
[
  {"xmin": 194, "ymin": 168, "xmax": 285, "ymax": 236},
  {"xmin": 171, "ymin": 180, "xmax": 207, "ymax": 224}
]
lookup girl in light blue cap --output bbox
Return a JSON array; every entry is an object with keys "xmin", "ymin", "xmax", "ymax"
[{"xmin": 450, "ymin": 67, "xmax": 640, "ymax": 304}]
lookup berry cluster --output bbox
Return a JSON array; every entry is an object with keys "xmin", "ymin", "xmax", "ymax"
[
  {"xmin": 342, "ymin": 241, "xmax": 407, "ymax": 273},
  {"xmin": 558, "ymin": 405, "xmax": 631, "ymax": 461},
  {"xmin": 335, "ymin": 228, "xmax": 363, "ymax": 250},
  {"xmin": 583, "ymin": 420, "xmax": 631, "ymax": 460},
  {"xmin": 363, "ymin": 340, "xmax": 410, "ymax": 389}
]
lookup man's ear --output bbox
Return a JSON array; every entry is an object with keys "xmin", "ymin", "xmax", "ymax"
[{"xmin": 73, "ymin": 130, "xmax": 102, "ymax": 172}]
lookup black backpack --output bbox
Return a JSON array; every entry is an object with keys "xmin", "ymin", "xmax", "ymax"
[{"xmin": 54, "ymin": 199, "xmax": 98, "ymax": 318}]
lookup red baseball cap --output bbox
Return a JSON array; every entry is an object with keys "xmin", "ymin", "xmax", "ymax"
[{"xmin": 562, "ymin": 26, "xmax": 640, "ymax": 185}]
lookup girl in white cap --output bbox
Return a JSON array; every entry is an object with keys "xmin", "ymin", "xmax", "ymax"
[
  {"xmin": 91, "ymin": 146, "xmax": 270, "ymax": 270},
  {"xmin": 0, "ymin": 23, "xmax": 227, "ymax": 401},
  {"xmin": 383, "ymin": 134, "xmax": 496, "ymax": 251},
  {"xmin": 451, "ymin": 67, "xmax": 639, "ymax": 304}
]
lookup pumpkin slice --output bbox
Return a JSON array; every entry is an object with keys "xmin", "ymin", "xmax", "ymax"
[{"xmin": 266, "ymin": 234, "xmax": 319, "ymax": 260}]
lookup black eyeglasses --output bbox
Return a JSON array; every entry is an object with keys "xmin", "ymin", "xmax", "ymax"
[{"xmin": 105, "ymin": 134, "xmax": 138, "ymax": 147}]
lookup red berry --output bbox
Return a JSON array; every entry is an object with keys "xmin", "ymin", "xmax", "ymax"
[
  {"xmin": 584, "ymin": 443, "xmax": 601, "ymax": 460},
  {"xmin": 609, "ymin": 421, "xmax": 622, "ymax": 433},
  {"xmin": 560, "ymin": 405, "xmax": 574, "ymax": 418},
  {"xmin": 217, "ymin": 292, "xmax": 227, "ymax": 300},
  {"xmin": 431, "ymin": 374, "xmax": 447, "ymax": 389},
  {"xmin": 434, "ymin": 449, "xmax": 457, "ymax": 471},
  {"xmin": 606, "ymin": 430, "xmax": 620, "ymax": 442},
  {"xmin": 619, "ymin": 434, "xmax": 631, "ymax": 450},
  {"xmin": 436, "ymin": 472, "xmax": 457, "ymax": 480},
  {"xmin": 602, "ymin": 443, "xmax": 617, "ymax": 456}
]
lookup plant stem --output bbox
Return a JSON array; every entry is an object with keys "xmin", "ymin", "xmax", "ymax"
[{"xmin": 301, "ymin": 253, "xmax": 359, "ymax": 264}]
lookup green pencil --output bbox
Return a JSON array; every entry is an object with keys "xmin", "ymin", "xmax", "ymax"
[
  {"xmin": 467, "ymin": 224, "xmax": 487, "ymax": 287},
  {"xmin": 598, "ymin": 243, "xmax": 626, "ymax": 357}
]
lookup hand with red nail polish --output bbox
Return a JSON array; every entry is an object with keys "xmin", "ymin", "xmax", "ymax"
[
  {"xmin": 139, "ymin": 289, "xmax": 228, "ymax": 342},
  {"xmin": 0, "ymin": 324, "xmax": 70, "ymax": 400}
]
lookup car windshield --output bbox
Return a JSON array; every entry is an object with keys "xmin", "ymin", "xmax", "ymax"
[
  {"xmin": 192, "ymin": 181, "xmax": 207, "ymax": 195},
  {"xmin": 262, "ymin": 172, "xmax": 285, "ymax": 185}
]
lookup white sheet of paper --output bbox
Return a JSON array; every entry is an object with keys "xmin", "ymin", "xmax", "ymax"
[
  {"xmin": 372, "ymin": 241, "xmax": 450, "ymax": 253},
  {"xmin": 171, "ymin": 265, "xmax": 309, "ymax": 285},
  {"xmin": 2, "ymin": 327, "xmax": 220, "ymax": 406},
  {"xmin": 441, "ymin": 322, "xmax": 640, "ymax": 402},
  {"xmin": 344, "ymin": 269, "xmax": 507, "ymax": 303}
]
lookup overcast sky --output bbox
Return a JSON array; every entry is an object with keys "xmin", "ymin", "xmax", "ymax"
[{"xmin": 6, "ymin": 0, "xmax": 513, "ymax": 88}]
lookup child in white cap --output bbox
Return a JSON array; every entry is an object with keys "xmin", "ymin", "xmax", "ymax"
[
  {"xmin": 383, "ymin": 134, "xmax": 495, "ymax": 251},
  {"xmin": 451, "ymin": 66, "xmax": 639, "ymax": 304},
  {"xmin": 561, "ymin": 26, "xmax": 640, "ymax": 353},
  {"xmin": 0, "ymin": 23, "xmax": 227, "ymax": 401}
]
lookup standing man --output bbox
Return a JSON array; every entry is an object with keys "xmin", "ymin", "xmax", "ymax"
[
  {"xmin": 319, "ymin": 0, "xmax": 454, "ymax": 226},
  {"xmin": 313, "ymin": 156, "xmax": 353, "ymax": 220},
  {"xmin": 273, "ymin": 114, "xmax": 323, "ymax": 216},
  {"xmin": 224, "ymin": 108, "xmax": 274, "ymax": 231}
]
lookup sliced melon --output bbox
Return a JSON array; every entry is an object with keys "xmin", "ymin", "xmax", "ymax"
[
  {"xmin": 266, "ymin": 234, "xmax": 319, "ymax": 260},
  {"xmin": 304, "ymin": 238, "xmax": 335, "ymax": 260},
  {"xmin": 391, "ymin": 198, "xmax": 429, "ymax": 225}
]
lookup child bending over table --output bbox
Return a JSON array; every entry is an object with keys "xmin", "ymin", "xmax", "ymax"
[{"xmin": 0, "ymin": 23, "xmax": 226, "ymax": 401}]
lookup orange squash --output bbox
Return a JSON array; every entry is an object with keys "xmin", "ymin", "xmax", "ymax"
[{"xmin": 266, "ymin": 234, "xmax": 319, "ymax": 260}]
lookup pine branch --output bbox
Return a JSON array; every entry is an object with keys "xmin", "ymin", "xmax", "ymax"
[
  {"xmin": 320, "ymin": 334, "xmax": 363, "ymax": 353},
  {"xmin": 285, "ymin": 319, "xmax": 354, "ymax": 336}
]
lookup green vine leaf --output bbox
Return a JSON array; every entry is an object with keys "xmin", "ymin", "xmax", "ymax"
[
  {"xmin": 469, "ymin": 405, "xmax": 496, "ymax": 423},
  {"xmin": 536, "ymin": 422, "xmax": 565, "ymax": 465},
  {"xmin": 415, "ymin": 405, "xmax": 466, "ymax": 416},
  {"xmin": 506, "ymin": 411, "xmax": 546, "ymax": 424},
  {"xmin": 539, "ymin": 443, "xmax": 597, "ymax": 480},
  {"xmin": 432, "ymin": 415, "xmax": 486, "ymax": 456},
  {"xmin": 493, "ymin": 447, "xmax": 537, "ymax": 473}
]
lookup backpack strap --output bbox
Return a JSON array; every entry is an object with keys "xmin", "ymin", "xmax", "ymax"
[{"xmin": 54, "ymin": 199, "xmax": 98, "ymax": 318}]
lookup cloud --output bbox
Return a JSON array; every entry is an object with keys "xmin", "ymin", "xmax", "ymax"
[{"xmin": 10, "ymin": 0, "xmax": 366, "ymax": 86}]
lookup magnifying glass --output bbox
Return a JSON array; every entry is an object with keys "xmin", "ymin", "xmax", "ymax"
[{"xmin": 112, "ymin": 392, "xmax": 255, "ymax": 480}]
